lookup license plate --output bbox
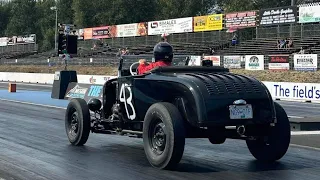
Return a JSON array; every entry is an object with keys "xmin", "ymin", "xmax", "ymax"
[{"xmin": 229, "ymin": 105, "xmax": 253, "ymax": 119}]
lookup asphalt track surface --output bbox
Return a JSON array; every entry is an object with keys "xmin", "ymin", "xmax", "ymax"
[{"xmin": 0, "ymin": 82, "xmax": 320, "ymax": 179}]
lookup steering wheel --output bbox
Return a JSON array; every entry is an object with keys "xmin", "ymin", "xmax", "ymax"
[{"xmin": 130, "ymin": 62, "xmax": 140, "ymax": 76}]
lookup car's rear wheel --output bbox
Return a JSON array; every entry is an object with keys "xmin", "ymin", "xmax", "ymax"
[
  {"xmin": 246, "ymin": 102, "xmax": 291, "ymax": 162},
  {"xmin": 143, "ymin": 102, "xmax": 185, "ymax": 170},
  {"xmin": 65, "ymin": 98, "xmax": 91, "ymax": 146}
]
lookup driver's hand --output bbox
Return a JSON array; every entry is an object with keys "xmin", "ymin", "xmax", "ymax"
[{"xmin": 139, "ymin": 59, "xmax": 146, "ymax": 64}]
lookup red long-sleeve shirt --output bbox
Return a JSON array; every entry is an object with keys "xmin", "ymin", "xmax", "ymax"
[{"xmin": 137, "ymin": 61, "xmax": 171, "ymax": 75}]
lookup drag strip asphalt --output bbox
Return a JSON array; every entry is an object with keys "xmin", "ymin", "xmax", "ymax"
[{"xmin": 0, "ymin": 100, "xmax": 320, "ymax": 180}]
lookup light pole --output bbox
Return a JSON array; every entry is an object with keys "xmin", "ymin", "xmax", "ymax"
[{"xmin": 50, "ymin": 6, "xmax": 58, "ymax": 51}]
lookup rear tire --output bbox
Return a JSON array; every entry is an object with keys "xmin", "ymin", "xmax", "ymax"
[
  {"xmin": 246, "ymin": 102, "xmax": 291, "ymax": 162},
  {"xmin": 143, "ymin": 102, "xmax": 185, "ymax": 170},
  {"xmin": 65, "ymin": 98, "xmax": 91, "ymax": 146}
]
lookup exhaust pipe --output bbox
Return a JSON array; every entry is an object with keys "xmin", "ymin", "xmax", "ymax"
[{"xmin": 237, "ymin": 125, "xmax": 246, "ymax": 136}]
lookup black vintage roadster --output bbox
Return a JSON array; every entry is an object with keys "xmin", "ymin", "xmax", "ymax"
[{"xmin": 51, "ymin": 58, "xmax": 291, "ymax": 170}]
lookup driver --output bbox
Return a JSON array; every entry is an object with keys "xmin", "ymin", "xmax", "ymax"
[{"xmin": 137, "ymin": 42, "xmax": 173, "ymax": 75}]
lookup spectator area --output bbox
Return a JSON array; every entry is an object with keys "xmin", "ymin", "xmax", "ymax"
[{"xmin": 219, "ymin": 36, "xmax": 320, "ymax": 55}]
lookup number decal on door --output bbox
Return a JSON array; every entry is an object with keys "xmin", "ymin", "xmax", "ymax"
[{"xmin": 119, "ymin": 83, "xmax": 136, "ymax": 120}]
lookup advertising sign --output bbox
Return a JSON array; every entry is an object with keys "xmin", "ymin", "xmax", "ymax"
[
  {"xmin": 225, "ymin": 11, "xmax": 257, "ymax": 28},
  {"xmin": 193, "ymin": 14, "xmax": 223, "ymax": 32},
  {"xmin": 137, "ymin": 22, "xmax": 148, "ymax": 36},
  {"xmin": 0, "ymin": 37, "xmax": 8, "ymax": 46},
  {"xmin": 117, "ymin": 23, "xmax": 138, "ymax": 37},
  {"xmin": 148, "ymin": 17, "xmax": 193, "ymax": 35},
  {"xmin": 263, "ymin": 81, "xmax": 320, "ymax": 102},
  {"xmin": 188, "ymin": 56, "xmax": 201, "ymax": 66},
  {"xmin": 245, "ymin": 55, "xmax": 264, "ymax": 70},
  {"xmin": 259, "ymin": 6, "xmax": 297, "ymax": 25},
  {"xmin": 92, "ymin": 26, "xmax": 117, "ymax": 39},
  {"xmin": 203, "ymin": 56, "xmax": 221, "ymax": 66},
  {"xmin": 75, "ymin": 29, "xmax": 84, "ymax": 40},
  {"xmin": 299, "ymin": 4, "xmax": 320, "ymax": 23},
  {"xmin": 84, "ymin": 28, "xmax": 93, "ymax": 40},
  {"xmin": 268, "ymin": 55, "xmax": 290, "ymax": 70},
  {"xmin": 294, "ymin": 54, "xmax": 318, "ymax": 71},
  {"xmin": 223, "ymin": 56, "xmax": 241, "ymax": 68}
]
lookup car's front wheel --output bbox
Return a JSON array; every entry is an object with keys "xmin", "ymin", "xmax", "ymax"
[
  {"xmin": 65, "ymin": 98, "xmax": 91, "ymax": 146},
  {"xmin": 246, "ymin": 102, "xmax": 291, "ymax": 162},
  {"xmin": 143, "ymin": 102, "xmax": 186, "ymax": 170}
]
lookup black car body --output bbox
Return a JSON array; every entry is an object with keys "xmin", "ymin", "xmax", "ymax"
[{"xmin": 51, "ymin": 58, "xmax": 290, "ymax": 170}]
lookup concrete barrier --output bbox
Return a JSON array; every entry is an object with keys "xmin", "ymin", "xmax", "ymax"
[{"xmin": 0, "ymin": 72, "xmax": 320, "ymax": 103}]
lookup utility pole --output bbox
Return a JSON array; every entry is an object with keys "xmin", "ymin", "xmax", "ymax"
[{"xmin": 50, "ymin": 6, "xmax": 58, "ymax": 51}]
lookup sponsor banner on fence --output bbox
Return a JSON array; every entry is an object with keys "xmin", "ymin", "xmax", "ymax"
[
  {"xmin": 268, "ymin": 55, "xmax": 289, "ymax": 70},
  {"xmin": 294, "ymin": 54, "xmax": 318, "ymax": 71},
  {"xmin": 225, "ymin": 11, "xmax": 257, "ymax": 28},
  {"xmin": 245, "ymin": 55, "xmax": 264, "ymax": 70},
  {"xmin": 84, "ymin": 28, "xmax": 93, "ymax": 40},
  {"xmin": 203, "ymin": 56, "xmax": 221, "ymax": 66},
  {"xmin": 259, "ymin": 6, "xmax": 297, "ymax": 25},
  {"xmin": 137, "ymin": 22, "xmax": 148, "ymax": 36},
  {"xmin": 0, "ymin": 37, "xmax": 7, "ymax": 46},
  {"xmin": 117, "ymin": 23, "xmax": 138, "ymax": 37},
  {"xmin": 75, "ymin": 29, "xmax": 84, "ymax": 40},
  {"xmin": 92, "ymin": 26, "xmax": 117, "ymax": 39},
  {"xmin": 223, "ymin": 56, "xmax": 241, "ymax": 68},
  {"xmin": 188, "ymin": 56, "xmax": 201, "ymax": 66},
  {"xmin": 269, "ymin": 63, "xmax": 290, "ymax": 70},
  {"xmin": 148, "ymin": 17, "xmax": 193, "ymax": 35},
  {"xmin": 116, "ymin": 22, "xmax": 148, "ymax": 37},
  {"xmin": 263, "ymin": 81, "xmax": 320, "ymax": 102},
  {"xmin": 299, "ymin": 4, "xmax": 320, "ymax": 23},
  {"xmin": 0, "ymin": 34, "xmax": 36, "ymax": 46},
  {"xmin": 193, "ymin": 14, "xmax": 223, "ymax": 32}
]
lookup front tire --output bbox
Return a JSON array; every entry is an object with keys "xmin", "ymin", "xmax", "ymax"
[
  {"xmin": 246, "ymin": 102, "xmax": 291, "ymax": 162},
  {"xmin": 143, "ymin": 102, "xmax": 186, "ymax": 170},
  {"xmin": 65, "ymin": 98, "xmax": 91, "ymax": 146}
]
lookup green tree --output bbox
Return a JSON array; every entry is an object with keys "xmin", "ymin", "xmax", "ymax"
[
  {"xmin": 35, "ymin": 0, "xmax": 56, "ymax": 51},
  {"xmin": 6, "ymin": 0, "xmax": 37, "ymax": 36},
  {"xmin": 57, "ymin": 0, "xmax": 74, "ymax": 24},
  {"xmin": 72, "ymin": 0, "xmax": 95, "ymax": 28},
  {"xmin": 0, "ymin": 3, "xmax": 10, "ymax": 37}
]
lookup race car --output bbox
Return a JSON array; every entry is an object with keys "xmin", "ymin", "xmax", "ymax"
[{"xmin": 51, "ymin": 57, "xmax": 291, "ymax": 170}]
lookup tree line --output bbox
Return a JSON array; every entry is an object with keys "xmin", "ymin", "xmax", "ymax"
[{"xmin": 0, "ymin": 0, "xmax": 306, "ymax": 52}]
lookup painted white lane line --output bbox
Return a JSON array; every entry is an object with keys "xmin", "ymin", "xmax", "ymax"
[
  {"xmin": 291, "ymin": 131, "xmax": 320, "ymax": 135},
  {"xmin": 290, "ymin": 144, "xmax": 320, "ymax": 151},
  {"xmin": 288, "ymin": 115, "xmax": 304, "ymax": 118},
  {"xmin": 279, "ymin": 104, "xmax": 320, "ymax": 110},
  {"xmin": 0, "ymin": 98, "xmax": 66, "ymax": 110}
]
